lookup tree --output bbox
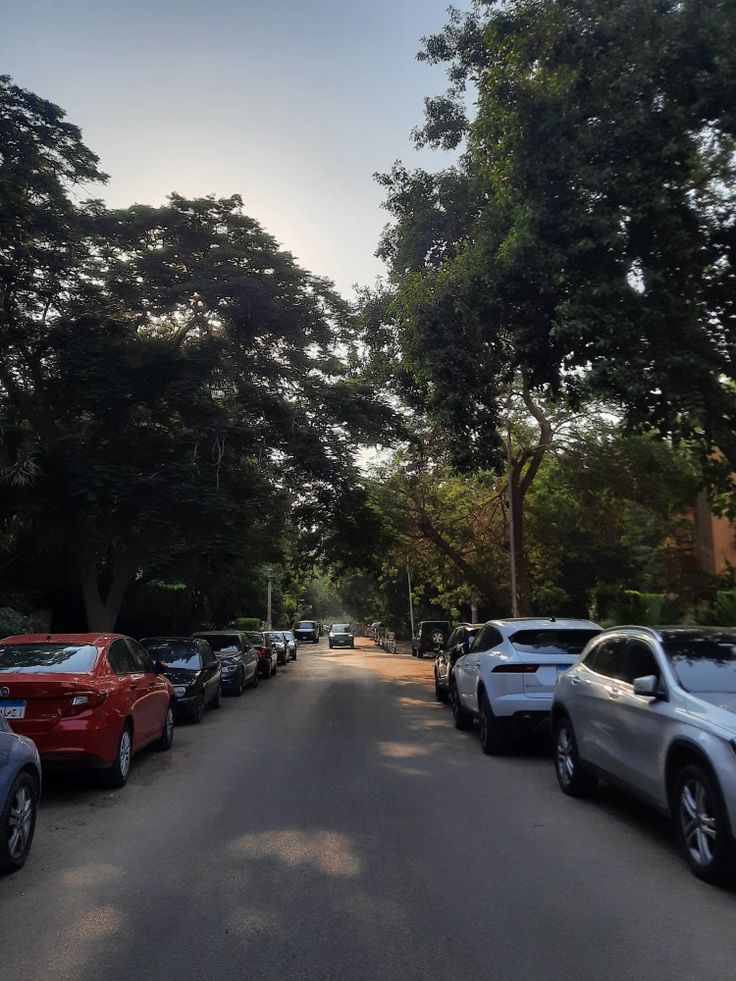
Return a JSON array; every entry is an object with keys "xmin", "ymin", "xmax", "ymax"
[{"xmin": 0, "ymin": 79, "xmax": 390, "ymax": 629}]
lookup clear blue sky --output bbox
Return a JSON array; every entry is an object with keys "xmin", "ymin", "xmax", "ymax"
[{"xmin": 2, "ymin": 0, "xmax": 461, "ymax": 295}]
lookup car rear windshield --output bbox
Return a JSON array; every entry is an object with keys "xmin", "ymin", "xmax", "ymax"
[
  {"xmin": 509, "ymin": 629, "xmax": 600, "ymax": 657},
  {"xmin": 141, "ymin": 641, "xmax": 201, "ymax": 671},
  {"xmin": 662, "ymin": 635, "xmax": 736, "ymax": 693},
  {"xmin": 0, "ymin": 643, "xmax": 98, "ymax": 674},
  {"xmin": 197, "ymin": 634, "xmax": 240, "ymax": 654},
  {"xmin": 296, "ymin": 622, "xmax": 316, "ymax": 629}
]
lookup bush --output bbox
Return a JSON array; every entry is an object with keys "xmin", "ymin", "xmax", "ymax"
[
  {"xmin": 713, "ymin": 589, "xmax": 736, "ymax": 627},
  {"xmin": 0, "ymin": 606, "xmax": 35, "ymax": 638},
  {"xmin": 605, "ymin": 590, "xmax": 683, "ymax": 627},
  {"xmin": 231, "ymin": 617, "xmax": 261, "ymax": 631}
]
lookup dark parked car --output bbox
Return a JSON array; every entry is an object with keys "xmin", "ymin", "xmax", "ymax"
[
  {"xmin": 412, "ymin": 621, "xmax": 452, "ymax": 659},
  {"xmin": 264, "ymin": 631, "xmax": 290, "ymax": 665},
  {"xmin": 294, "ymin": 620, "xmax": 320, "ymax": 643},
  {"xmin": 245, "ymin": 632, "xmax": 279, "ymax": 677},
  {"xmin": 328, "ymin": 624, "xmax": 354, "ymax": 649},
  {"xmin": 0, "ymin": 718, "xmax": 41, "ymax": 874},
  {"xmin": 191, "ymin": 631, "xmax": 258, "ymax": 694},
  {"xmin": 140, "ymin": 637, "xmax": 222, "ymax": 722},
  {"xmin": 434, "ymin": 624, "xmax": 483, "ymax": 702}
]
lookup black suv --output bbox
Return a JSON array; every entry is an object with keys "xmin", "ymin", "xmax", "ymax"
[
  {"xmin": 191, "ymin": 631, "xmax": 259, "ymax": 694},
  {"xmin": 294, "ymin": 620, "xmax": 320, "ymax": 643},
  {"xmin": 411, "ymin": 620, "xmax": 451, "ymax": 659}
]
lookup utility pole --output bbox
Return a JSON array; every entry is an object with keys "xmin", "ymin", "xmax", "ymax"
[
  {"xmin": 506, "ymin": 416, "xmax": 519, "ymax": 617},
  {"xmin": 266, "ymin": 567, "xmax": 273, "ymax": 630},
  {"xmin": 407, "ymin": 566, "xmax": 415, "ymax": 639}
]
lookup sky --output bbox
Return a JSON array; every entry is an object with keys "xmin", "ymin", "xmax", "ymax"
[{"xmin": 1, "ymin": 0, "xmax": 462, "ymax": 296}]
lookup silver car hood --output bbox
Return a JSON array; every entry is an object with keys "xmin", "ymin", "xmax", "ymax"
[{"xmin": 686, "ymin": 692, "xmax": 736, "ymax": 734}]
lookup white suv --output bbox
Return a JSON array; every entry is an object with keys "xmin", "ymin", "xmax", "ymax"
[
  {"xmin": 451, "ymin": 618, "xmax": 601, "ymax": 753},
  {"xmin": 553, "ymin": 626, "xmax": 736, "ymax": 884}
]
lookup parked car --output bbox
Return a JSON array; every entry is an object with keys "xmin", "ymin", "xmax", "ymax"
[
  {"xmin": 283, "ymin": 631, "xmax": 298, "ymax": 661},
  {"xmin": 140, "ymin": 637, "xmax": 222, "ymax": 722},
  {"xmin": 434, "ymin": 624, "xmax": 483, "ymax": 702},
  {"xmin": 245, "ymin": 632, "xmax": 279, "ymax": 677},
  {"xmin": 0, "ymin": 633, "xmax": 174, "ymax": 787},
  {"xmin": 191, "ymin": 631, "xmax": 258, "ymax": 694},
  {"xmin": 328, "ymin": 624, "xmax": 354, "ymax": 649},
  {"xmin": 0, "ymin": 718, "xmax": 41, "ymax": 874},
  {"xmin": 264, "ymin": 631, "xmax": 290, "ymax": 665},
  {"xmin": 451, "ymin": 618, "xmax": 601, "ymax": 753},
  {"xmin": 412, "ymin": 621, "xmax": 451, "ymax": 659},
  {"xmin": 294, "ymin": 620, "xmax": 320, "ymax": 643},
  {"xmin": 553, "ymin": 625, "xmax": 736, "ymax": 884}
]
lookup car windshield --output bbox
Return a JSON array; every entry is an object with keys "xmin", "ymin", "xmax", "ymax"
[
  {"xmin": 662, "ymin": 634, "xmax": 736, "ymax": 693},
  {"xmin": 0, "ymin": 643, "xmax": 98, "ymax": 674},
  {"xmin": 197, "ymin": 634, "xmax": 240, "ymax": 654},
  {"xmin": 509, "ymin": 629, "xmax": 600, "ymax": 656},
  {"xmin": 265, "ymin": 632, "xmax": 283, "ymax": 640},
  {"xmin": 296, "ymin": 621, "xmax": 316, "ymax": 629},
  {"xmin": 246, "ymin": 632, "xmax": 263, "ymax": 644},
  {"xmin": 332, "ymin": 624, "xmax": 350, "ymax": 632},
  {"xmin": 141, "ymin": 640, "xmax": 201, "ymax": 671}
]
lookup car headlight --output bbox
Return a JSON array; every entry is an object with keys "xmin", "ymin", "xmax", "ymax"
[{"xmin": 173, "ymin": 686, "xmax": 187, "ymax": 697}]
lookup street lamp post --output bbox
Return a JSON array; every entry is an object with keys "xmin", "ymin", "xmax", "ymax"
[
  {"xmin": 407, "ymin": 566, "xmax": 415, "ymax": 639},
  {"xmin": 266, "ymin": 567, "xmax": 273, "ymax": 630},
  {"xmin": 506, "ymin": 416, "xmax": 519, "ymax": 617}
]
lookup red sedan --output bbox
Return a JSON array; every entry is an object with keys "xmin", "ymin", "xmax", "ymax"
[{"xmin": 0, "ymin": 633, "xmax": 175, "ymax": 787}]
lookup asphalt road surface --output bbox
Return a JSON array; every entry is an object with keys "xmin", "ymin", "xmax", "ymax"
[{"xmin": 2, "ymin": 637, "xmax": 734, "ymax": 981}]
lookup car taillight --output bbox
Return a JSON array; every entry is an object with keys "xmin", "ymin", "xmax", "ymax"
[
  {"xmin": 492, "ymin": 664, "xmax": 542, "ymax": 673},
  {"xmin": 63, "ymin": 692, "xmax": 107, "ymax": 716},
  {"xmin": 257, "ymin": 646, "xmax": 267, "ymax": 657}
]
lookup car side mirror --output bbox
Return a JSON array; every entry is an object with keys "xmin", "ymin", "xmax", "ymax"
[
  {"xmin": 633, "ymin": 675, "xmax": 659, "ymax": 698},
  {"xmin": 154, "ymin": 660, "xmax": 167, "ymax": 675}
]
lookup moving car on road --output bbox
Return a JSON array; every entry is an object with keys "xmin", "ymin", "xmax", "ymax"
[
  {"xmin": 435, "ymin": 623, "xmax": 483, "ymax": 702},
  {"xmin": 246, "ymin": 632, "xmax": 279, "ymax": 677},
  {"xmin": 140, "ymin": 637, "xmax": 222, "ymax": 722},
  {"xmin": 0, "ymin": 633, "xmax": 174, "ymax": 787},
  {"xmin": 553, "ymin": 626, "xmax": 736, "ymax": 884},
  {"xmin": 412, "ymin": 621, "xmax": 451, "ymax": 659},
  {"xmin": 328, "ymin": 624, "xmax": 354, "ymax": 649},
  {"xmin": 191, "ymin": 631, "xmax": 258, "ymax": 694},
  {"xmin": 451, "ymin": 618, "xmax": 601, "ymax": 753},
  {"xmin": 294, "ymin": 620, "xmax": 320, "ymax": 643},
  {"xmin": 0, "ymin": 717, "xmax": 41, "ymax": 874}
]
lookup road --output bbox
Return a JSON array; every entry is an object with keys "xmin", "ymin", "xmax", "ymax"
[{"xmin": 1, "ymin": 637, "xmax": 734, "ymax": 980}]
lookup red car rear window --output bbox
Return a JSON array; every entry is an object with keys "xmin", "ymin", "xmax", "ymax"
[{"xmin": 0, "ymin": 643, "xmax": 98, "ymax": 674}]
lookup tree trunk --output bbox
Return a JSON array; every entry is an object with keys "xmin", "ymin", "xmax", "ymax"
[
  {"xmin": 509, "ymin": 474, "xmax": 532, "ymax": 615},
  {"xmin": 74, "ymin": 541, "xmax": 142, "ymax": 632}
]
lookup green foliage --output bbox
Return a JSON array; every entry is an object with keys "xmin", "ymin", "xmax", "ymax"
[
  {"xmin": 231, "ymin": 617, "xmax": 261, "ymax": 632},
  {"xmin": 604, "ymin": 591, "xmax": 684, "ymax": 628},
  {"xmin": 713, "ymin": 590, "xmax": 736, "ymax": 627},
  {"xmin": 0, "ymin": 607, "xmax": 35, "ymax": 638}
]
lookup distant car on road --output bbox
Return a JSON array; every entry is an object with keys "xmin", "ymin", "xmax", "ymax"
[
  {"xmin": 245, "ymin": 632, "xmax": 279, "ymax": 677},
  {"xmin": 412, "ymin": 621, "xmax": 451, "ymax": 659},
  {"xmin": 294, "ymin": 620, "xmax": 320, "ymax": 644},
  {"xmin": 451, "ymin": 618, "xmax": 601, "ymax": 754},
  {"xmin": 264, "ymin": 631, "xmax": 290, "ymax": 665},
  {"xmin": 0, "ymin": 717, "xmax": 41, "ymax": 874},
  {"xmin": 434, "ymin": 623, "xmax": 483, "ymax": 702},
  {"xmin": 191, "ymin": 631, "xmax": 258, "ymax": 694},
  {"xmin": 553, "ymin": 625, "xmax": 736, "ymax": 884},
  {"xmin": 328, "ymin": 624, "xmax": 354, "ymax": 649},
  {"xmin": 140, "ymin": 637, "xmax": 222, "ymax": 722},
  {"xmin": 0, "ymin": 633, "xmax": 174, "ymax": 788}
]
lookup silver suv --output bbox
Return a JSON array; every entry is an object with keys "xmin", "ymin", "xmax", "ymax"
[{"xmin": 552, "ymin": 626, "xmax": 736, "ymax": 884}]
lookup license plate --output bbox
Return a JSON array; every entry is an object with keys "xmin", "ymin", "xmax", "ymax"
[{"xmin": 0, "ymin": 700, "xmax": 27, "ymax": 719}]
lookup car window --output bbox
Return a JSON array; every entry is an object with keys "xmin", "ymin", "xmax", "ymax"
[
  {"xmin": 197, "ymin": 634, "xmax": 241, "ymax": 654},
  {"xmin": 143, "ymin": 639, "xmax": 202, "ymax": 670},
  {"xmin": 622, "ymin": 640, "xmax": 660, "ymax": 685},
  {"xmin": 509, "ymin": 629, "xmax": 600, "ymax": 656},
  {"xmin": 472, "ymin": 626, "xmax": 498, "ymax": 651},
  {"xmin": 0, "ymin": 643, "xmax": 99, "ymax": 674},
  {"xmin": 662, "ymin": 634, "xmax": 736, "ymax": 694},
  {"xmin": 446, "ymin": 629, "xmax": 458, "ymax": 648},
  {"xmin": 126, "ymin": 638, "xmax": 155, "ymax": 673},
  {"xmin": 108, "ymin": 639, "xmax": 137, "ymax": 675},
  {"xmin": 584, "ymin": 636, "xmax": 627, "ymax": 680}
]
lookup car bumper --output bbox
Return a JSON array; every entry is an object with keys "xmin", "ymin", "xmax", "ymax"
[
  {"xmin": 173, "ymin": 693, "xmax": 199, "ymax": 715},
  {"xmin": 18, "ymin": 717, "xmax": 121, "ymax": 768}
]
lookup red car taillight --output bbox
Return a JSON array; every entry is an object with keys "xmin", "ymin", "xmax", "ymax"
[
  {"xmin": 257, "ymin": 646, "xmax": 267, "ymax": 657},
  {"xmin": 63, "ymin": 692, "xmax": 107, "ymax": 716}
]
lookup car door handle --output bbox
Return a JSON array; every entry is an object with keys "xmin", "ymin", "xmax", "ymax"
[{"xmin": 605, "ymin": 686, "xmax": 621, "ymax": 698}]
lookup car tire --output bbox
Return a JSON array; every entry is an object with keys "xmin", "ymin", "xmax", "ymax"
[
  {"xmin": 434, "ymin": 670, "xmax": 448, "ymax": 703},
  {"xmin": 156, "ymin": 704, "xmax": 175, "ymax": 751},
  {"xmin": 553, "ymin": 715, "xmax": 597, "ymax": 798},
  {"xmin": 450, "ymin": 681, "xmax": 474, "ymax": 731},
  {"xmin": 674, "ymin": 763, "xmax": 735, "ymax": 885},
  {"xmin": 478, "ymin": 691, "xmax": 508, "ymax": 755},
  {"xmin": 104, "ymin": 722, "xmax": 134, "ymax": 788},
  {"xmin": 0, "ymin": 771, "xmax": 38, "ymax": 874},
  {"xmin": 212, "ymin": 683, "xmax": 223, "ymax": 708},
  {"xmin": 190, "ymin": 696, "xmax": 204, "ymax": 724},
  {"xmin": 233, "ymin": 670, "xmax": 245, "ymax": 696},
  {"xmin": 328, "ymin": 642, "xmax": 333, "ymax": 649},
  {"xmin": 293, "ymin": 649, "xmax": 298, "ymax": 661}
]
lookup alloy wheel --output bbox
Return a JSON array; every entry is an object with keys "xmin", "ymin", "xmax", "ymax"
[
  {"xmin": 556, "ymin": 724, "xmax": 575, "ymax": 787},
  {"xmin": 680, "ymin": 778, "xmax": 717, "ymax": 867},
  {"xmin": 119, "ymin": 728, "xmax": 132, "ymax": 780},
  {"xmin": 8, "ymin": 785, "xmax": 33, "ymax": 861}
]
